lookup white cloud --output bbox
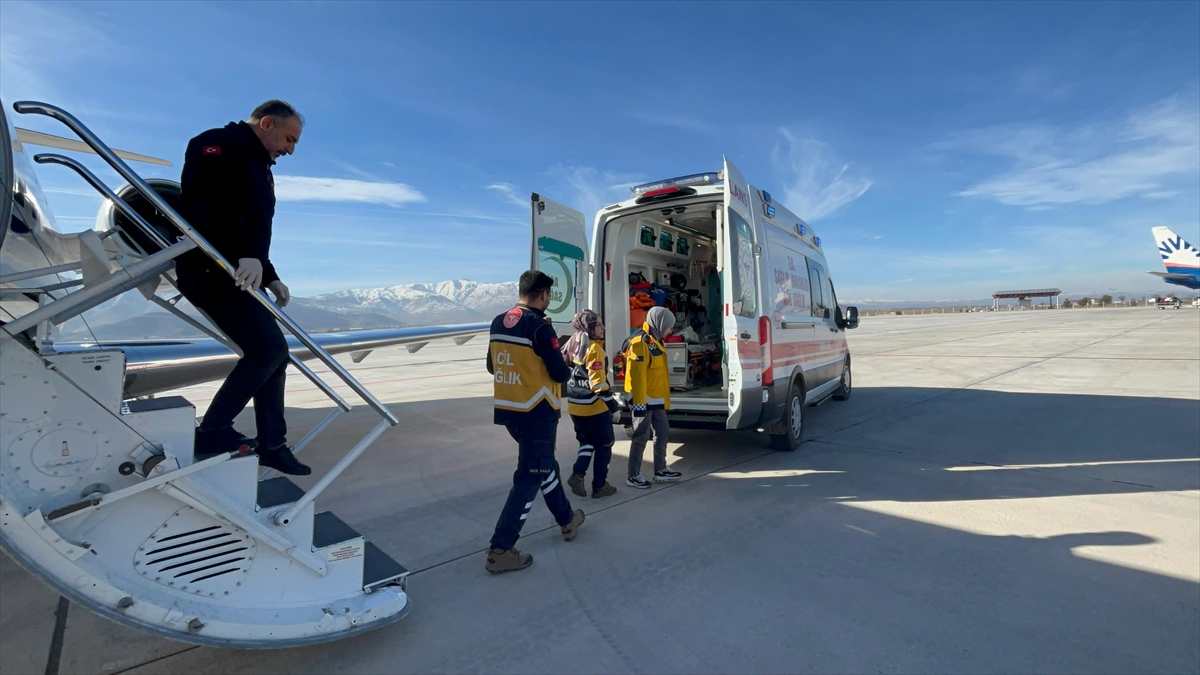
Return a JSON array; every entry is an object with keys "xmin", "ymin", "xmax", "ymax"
[
  {"xmin": 273, "ymin": 176, "xmax": 425, "ymax": 207},
  {"xmin": 274, "ymin": 236, "xmax": 443, "ymax": 249},
  {"xmin": 1013, "ymin": 67, "xmax": 1074, "ymax": 102},
  {"xmin": 628, "ymin": 111, "xmax": 715, "ymax": 134},
  {"xmin": 319, "ymin": 156, "xmax": 386, "ymax": 182},
  {"xmin": 0, "ymin": 3, "xmax": 150, "ymax": 125},
  {"xmin": 771, "ymin": 130, "xmax": 873, "ymax": 221},
  {"xmin": 486, "ymin": 182, "xmax": 527, "ymax": 209},
  {"xmin": 44, "ymin": 187, "xmax": 101, "ymax": 197},
  {"xmin": 549, "ymin": 166, "xmax": 643, "ymax": 223},
  {"xmin": 954, "ymin": 97, "xmax": 1200, "ymax": 207}
]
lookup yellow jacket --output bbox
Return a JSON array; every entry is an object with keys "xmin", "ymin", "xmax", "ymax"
[
  {"xmin": 567, "ymin": 340, "xmax": 617, "ymax": 417},
  {"xmin": 623, "ymin": 325, "xmax": 671, "ymax": 412}
]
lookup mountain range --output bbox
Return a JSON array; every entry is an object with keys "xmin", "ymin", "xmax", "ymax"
[
  {"xmin": 56, "ymin": 279, "xmax": 1186, "ymax": 342},
  {"xmin": 59, "ymin": 280, "xmax": 517, "ymax": 341}
]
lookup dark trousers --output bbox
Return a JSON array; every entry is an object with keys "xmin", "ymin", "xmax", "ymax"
[
  {"xmin": 571, "ymin": 413, "xmax": 614, "ymax": 490},
  {"xmin": 178, "ymin": 270, "xmax": 289, "ymax": 449},
  {"xmin": 489, "ymin": 421, "xmax": 574, "ymax": 551}
]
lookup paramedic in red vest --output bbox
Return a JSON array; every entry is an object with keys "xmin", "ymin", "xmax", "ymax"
[
  {"xmin": 484, "ymin": 270, "xmax": 585, "ymax": 573},
  {"xmin": 175, "ymin": 100, "xmax": 309, "ymax": 476}
]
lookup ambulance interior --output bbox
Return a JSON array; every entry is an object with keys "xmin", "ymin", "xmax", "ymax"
[{"xmin": 600, "ymin": 201, "xmax": 728, "ymax": 402}]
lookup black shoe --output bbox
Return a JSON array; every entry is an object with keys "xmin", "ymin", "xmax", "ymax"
[
  {"xmin": 194, "ymin": 427, "xmax": 258, "ymax": 460},
  {"xmin": 653, "ymin": 469, "xmax": 682, "ymax": 482},
  {"xmin": 258, "ymin": 446, "xmax": 311, "ymax": 476}
]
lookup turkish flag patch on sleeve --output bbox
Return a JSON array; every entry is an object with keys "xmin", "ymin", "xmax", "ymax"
[
  {"xmin": 202, "ymin": 146, "xmax": 221, "ymax": 155},
  {"xmin": 550, "ymin": 337, "xmax": 560, "ymax": 350}
]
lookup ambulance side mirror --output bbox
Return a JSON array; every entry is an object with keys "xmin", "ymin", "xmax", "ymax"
[{"xmin": 845, "ymin": 306, "xmax": 859, "ymax": 329}]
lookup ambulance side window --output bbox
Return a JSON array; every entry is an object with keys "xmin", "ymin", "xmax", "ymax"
[
  {"xmin": 807, "ymin": 259, "xmax": 827, "ymax": 318},
  {"xmin": 727, "ymin": 208, "xmax": 758, "ymax": 318}
]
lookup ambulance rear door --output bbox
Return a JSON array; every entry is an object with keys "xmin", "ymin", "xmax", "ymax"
[
  {"xmin": 720, "ymin": 158, "xmax": 764, "ymax": 429},
  {"xmin": 530, "ymin": 193, "xmax": 589, "ymax": 337}
]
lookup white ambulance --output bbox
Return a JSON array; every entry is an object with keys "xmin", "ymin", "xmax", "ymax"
[{"xmin": 530, "ymin": 158, "xmax": 859, "ymax": 450}]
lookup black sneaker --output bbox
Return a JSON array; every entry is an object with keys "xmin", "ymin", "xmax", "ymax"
[
  {"xmin": 626, "ymin": 475, "xmax": 651, "ymax": 489},
  {"xmin": 194, "ymin": 427, "xmax": 258, "ymax": 460},
  {"xmin": 258, "ymin": 446, "xmax": 312, "ymax": 476},
  {"xmin": 653, "ymin": 469, "xmax": 682, "ymax": 482}
]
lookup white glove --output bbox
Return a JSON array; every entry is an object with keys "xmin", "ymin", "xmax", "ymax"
[
  {"xmin": 234, "ymin": 258, "xmax": 264, "ymax": 291},
  {"xmin": 268, "ymin": 280, "xmax": 291, "ymax": 307}
]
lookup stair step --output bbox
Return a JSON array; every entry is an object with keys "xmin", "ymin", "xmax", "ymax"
[
  {"xmin": 312, "ymin": 511, "xmax": 361, "ymax": 549},
  {"xmin": 123, "ymin": 395, "xmax": 191, "ymax": 413},
  {"xmin": 362, "ymin": 542, "xmax": 408, "ymax": 592},
  {"xmin": 256, "ymin": 476, "xmax": 305, "ymax": 509}
]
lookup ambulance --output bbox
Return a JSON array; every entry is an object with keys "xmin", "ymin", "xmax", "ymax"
[{"xmin": 530, "ymin": 158, "xmax": 859, "ymax": 451}]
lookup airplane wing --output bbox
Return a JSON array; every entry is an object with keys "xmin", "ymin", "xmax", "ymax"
[
  {"xmin": 15, "ymin": 128, "xmax": 172, "ymax": 167},
  {"xmin": 53, "ymin": 323, "xmax": 489, "ymax": 398},
  {"xmin": 1148, "ymin": 271, "xmax": 1197, "ymax": 280}
]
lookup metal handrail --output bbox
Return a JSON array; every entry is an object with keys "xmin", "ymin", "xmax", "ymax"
[
  {"xmin": 32, "ymin": 153, "xmax": 353, "ymax": 414},
  {"xmin": 271, "ymin": 418, "xmax": 392, "ymax": 526},
  {"xmin": 14, "ymin": 101, "xmax": 398, "ymax": 426},
  {"xmin": 2, "ymin": 241, "xmax": 195, "ymax": 335},
  {"xmin": 0, "ymin": 260, "xmax": 87, "ymax": 284}
]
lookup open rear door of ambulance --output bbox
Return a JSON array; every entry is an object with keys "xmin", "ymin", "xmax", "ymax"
[
  {"xmin": 530, "ymin": 193, "xmax": 589, "ymax": 337},
  {"xmin": 720, "ymin": 158, "xmax": 764, "ymax": 429}
]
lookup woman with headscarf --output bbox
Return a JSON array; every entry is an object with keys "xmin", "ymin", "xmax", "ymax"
[
  {"xmin": 562, "ymin": 310, "xmax": 620, "ymax": 499},
  {"xmin": 622, "ymin": 306, "xmax": 683, "ymax": 489}
]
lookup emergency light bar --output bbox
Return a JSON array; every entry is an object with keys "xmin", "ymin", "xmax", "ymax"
[{"xmin": 629, "ymin": 172, "xmax": 721, "ymax": 198}]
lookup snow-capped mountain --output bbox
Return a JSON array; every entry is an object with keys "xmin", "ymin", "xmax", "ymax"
[
  {"xmin": 57, "ymin": 279, "xmax": 517, "ymax": 341},
  {"xmin": 296, "ymin": 279, "xmax": 517, "ymax": 324}
]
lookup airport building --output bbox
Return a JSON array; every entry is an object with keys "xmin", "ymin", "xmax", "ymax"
[{"xmin": 991, "ymin": 288, "xmax": 1063, "ymax": 310}]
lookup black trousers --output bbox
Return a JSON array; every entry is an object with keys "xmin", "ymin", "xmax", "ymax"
[
  {"xmin": 178, "ymin": 269, "xmax": 289, "ymax": 449},
  {"xmin": 489, "ymin": 420, "xmax": 574, "ymax": 551},
  {"xmin": 571, "ymin": 413, "xmax": 615, "ymax": 490}
]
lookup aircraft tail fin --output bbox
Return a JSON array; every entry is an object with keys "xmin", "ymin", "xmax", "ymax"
[{"xmin": 1152, "ymin": 226, "xmax": 1200, "ymax": 273}]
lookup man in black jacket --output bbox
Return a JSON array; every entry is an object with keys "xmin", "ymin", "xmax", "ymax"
[{"xmin": 176, "ymin": 99, "xmax": 308, "ymax": 476}]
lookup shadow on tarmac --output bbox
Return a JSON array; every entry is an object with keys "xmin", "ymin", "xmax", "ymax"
[{"xmin": 3, "ymin": 386, "xmax": 1198, "ymax": 674}]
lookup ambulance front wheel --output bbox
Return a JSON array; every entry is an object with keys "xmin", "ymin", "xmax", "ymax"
[
  {"xmin": 833, "ymin": 359, "xmax": 852, "ymax": 401},
  {"xmin": 770, "ymin": 385, "xmax": 804, "ymax": 452}
]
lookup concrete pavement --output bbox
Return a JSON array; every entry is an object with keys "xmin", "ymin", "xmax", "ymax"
[{"xmin": 3, "ymin": 307, "xmax": 1197, "ymax": 674}]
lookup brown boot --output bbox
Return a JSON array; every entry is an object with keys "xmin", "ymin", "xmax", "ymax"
[
  {"xmin": 561, "ymin": 509, "xmax": 585, "ymax": 541},
  {"xmin": 567, "ymin": 473, "xmax": 587, "ymax": 498},
  {"xmin": 486, "ymin": 547, "xmax": 532, "ymax": 574},
  {"xmin": 592, "ymin": 483, "xmax": 618, "ymax": 499}
]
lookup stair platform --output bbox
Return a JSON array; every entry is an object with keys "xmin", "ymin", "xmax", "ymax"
[
  {"xmin": 124, "ymin": 395, "xmax": 191, "ymax": 413},
  {"xmin": 257, "ymin": 476, "xmax": 306, "ymax": 510},
  {"xmin": 313, "ymin": 511, "xmax": 361, "ymax": 549},
  {"xmin": 364, "ymin": 542, "xmax": 409, "ymax": 592}
]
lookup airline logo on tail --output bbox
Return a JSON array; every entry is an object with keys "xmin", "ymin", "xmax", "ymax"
[{"xmin": 1149, "ymin": 226, "xmax": 1200, "ymax": 290}]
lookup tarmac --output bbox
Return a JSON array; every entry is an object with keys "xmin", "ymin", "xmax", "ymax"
[{"xmin": 2, "ymin": 307, "xmax": 1198, "ymax": 674}]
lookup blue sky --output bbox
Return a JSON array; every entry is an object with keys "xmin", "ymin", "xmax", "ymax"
[{"xmin": 2, "ymin": 1, "xmax": 1197, "ymax": 300}]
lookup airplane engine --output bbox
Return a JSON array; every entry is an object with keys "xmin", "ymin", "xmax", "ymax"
[{"xmin": 95, "ymin": 178, "xmax": 184, "ymax": 259}]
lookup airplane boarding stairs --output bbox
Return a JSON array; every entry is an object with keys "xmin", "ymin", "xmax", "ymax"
[{"xmin": 0, "ymin": 101, "xmax": 410, "ymax": 647}]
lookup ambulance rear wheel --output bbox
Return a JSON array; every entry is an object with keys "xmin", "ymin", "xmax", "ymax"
[{"xmin": 770, "ymin": 385, "xmax": 804, "ymax": 452}]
